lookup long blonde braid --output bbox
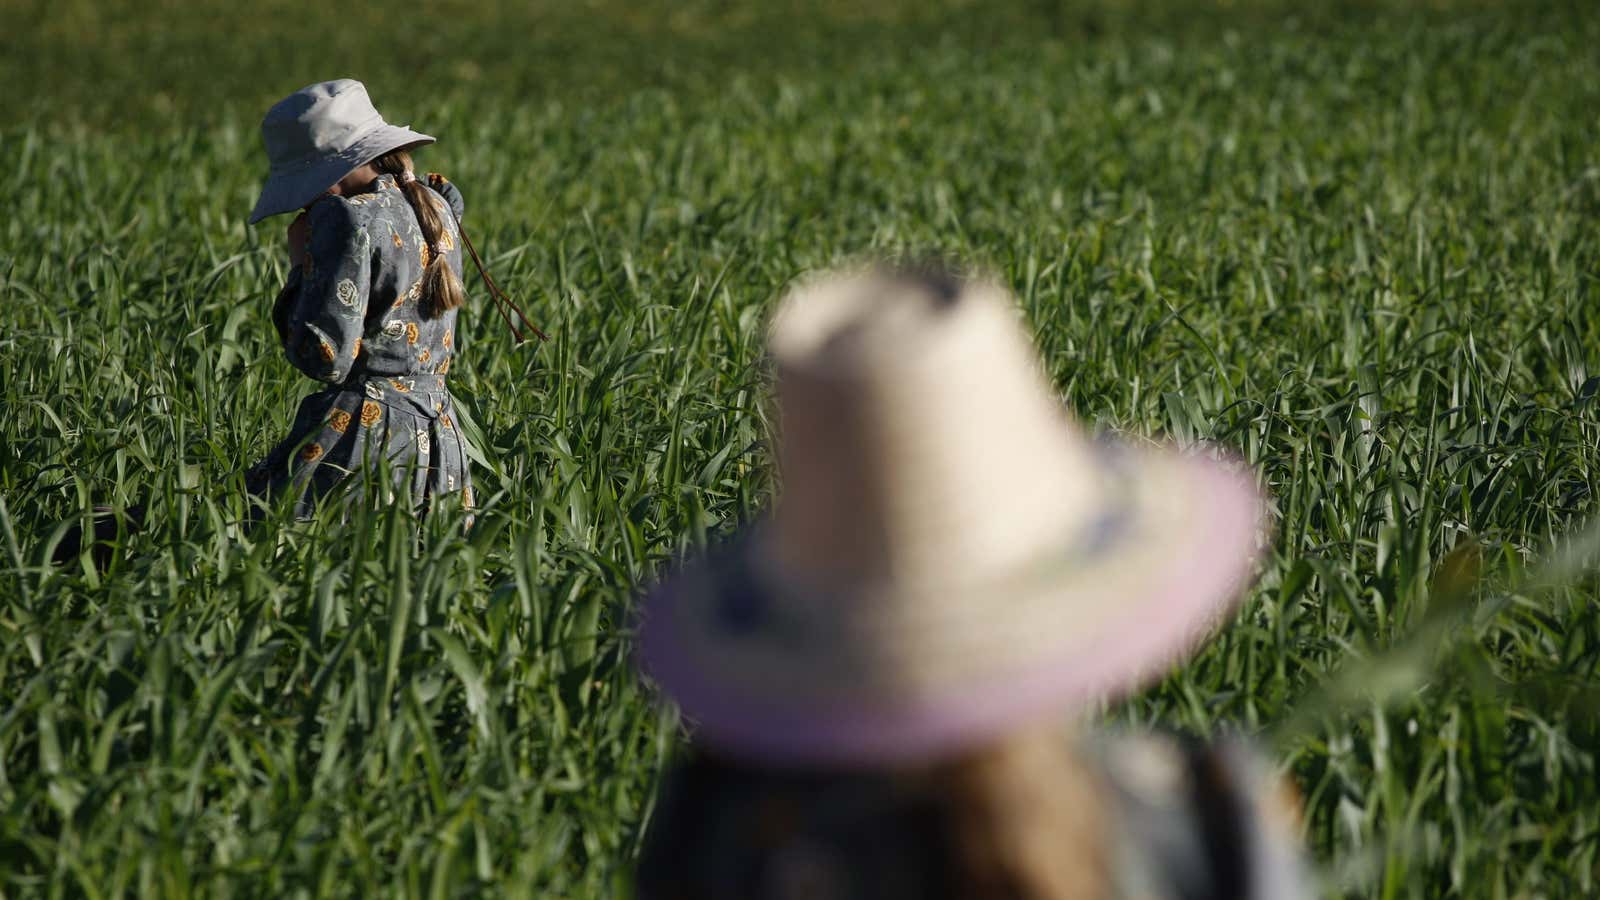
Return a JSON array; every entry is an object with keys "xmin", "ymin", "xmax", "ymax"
[{"xmin": 373, "ymin": 149, "xmax": 465, "ymax": 319}]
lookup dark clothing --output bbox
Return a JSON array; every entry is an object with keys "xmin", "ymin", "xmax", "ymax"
[
  {"xmin": 636, "ymin": 732, "xmax": 1310, "ymax": 900},
  {"xmin": 248, "ymin": 174, "xmax": 474, "ymax": 516}
]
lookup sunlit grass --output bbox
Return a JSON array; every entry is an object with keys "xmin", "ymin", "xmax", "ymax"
[{"xmin": 3, "ymin": 1, "xmax": 1599, "ymax": 896}]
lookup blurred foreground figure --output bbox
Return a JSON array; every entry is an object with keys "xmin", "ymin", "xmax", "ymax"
[{"xmin": 635, "ymin": 267, "xmax": 1309, "ymax": 899}]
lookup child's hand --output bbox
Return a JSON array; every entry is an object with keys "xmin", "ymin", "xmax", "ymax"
[{"xmin": 286, "ymin": 212, "xmax": 310, "ymax": 269}]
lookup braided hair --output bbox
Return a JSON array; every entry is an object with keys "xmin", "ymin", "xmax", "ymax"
[{"xmin": 373, "ymin": 149, "xmax": 465, "ymax": 319}]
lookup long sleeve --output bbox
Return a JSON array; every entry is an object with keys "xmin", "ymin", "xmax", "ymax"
[
  {"xmin": 281, "ymin": 197, "xmax": 372, "ymax": 383},
  {"xmin": 427, "ymin": 173, "xmax": 466, "ymax": 222},
  {"xmin": 271, "ymin": 270, "xmax": 300, "ymax": 344}
]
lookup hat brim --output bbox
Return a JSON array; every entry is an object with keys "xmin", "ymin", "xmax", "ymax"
[
  {"xmin": 637, "ymin": 443, "xmax": 1265, "ymax": 766},
  {"xmin": 248, "ymin": 124, "xmax": 434, "ymax": 224}
]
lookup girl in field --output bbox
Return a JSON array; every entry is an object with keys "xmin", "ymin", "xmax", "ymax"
[
  {"xmin": 635, "ymin": 267, "xmax": 1310, "ymax": 899},
  {"xmin": 244, "ymin": 79, "xmax": 475, "ymax": 518}
]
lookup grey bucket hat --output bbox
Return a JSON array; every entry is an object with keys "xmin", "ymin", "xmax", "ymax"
[{"xmin": 249, "ymin": 79, "xmax": 434, "ymax": 224}]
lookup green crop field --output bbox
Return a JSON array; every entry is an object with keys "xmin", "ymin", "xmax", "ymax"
[{"xmin": 4, "ymin": 1, "xmax": 1599, "ymax": 896}]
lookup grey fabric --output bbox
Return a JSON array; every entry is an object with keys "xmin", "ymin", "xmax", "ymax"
[
  {"xmin": 1093, "ymin": 734, "xmax": 1314, "ymax": 900},
  {"xmin": 247, "ymin": 174, "xmax": 473, "ymax": 518},
  {"xmin": 249, "ymin": 79, "xmax": 434, "ymax": 224}
]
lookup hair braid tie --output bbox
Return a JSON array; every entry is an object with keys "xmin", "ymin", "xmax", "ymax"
[{"xmin": 397, "ymin": 170, "xmax": 418, "ymax": 185}]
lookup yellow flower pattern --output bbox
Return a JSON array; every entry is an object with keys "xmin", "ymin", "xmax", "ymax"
[
  {"xmin": 300, "ymin": 443, "xmax": 324, "ymax": 463},
  {"xmin": 329, "ymin": 409, "xmax": 352, "ymax": 433},
  {"xmin": 360, "ymin": 401, "xmax": 382, "ymax": 427}
]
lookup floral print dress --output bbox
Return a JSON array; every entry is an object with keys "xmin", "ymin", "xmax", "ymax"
[{"xmin": 247, "ymin": 173, "xmax": 474, "ymax": 518}]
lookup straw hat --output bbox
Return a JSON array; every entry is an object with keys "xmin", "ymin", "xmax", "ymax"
[
  {"xmin": 638, "ymin": 267, "xmax": 1266, "ymax": 766},
  {"xmin": 249, "ymin": 79, "xmax": 433, "ymax": 224}
]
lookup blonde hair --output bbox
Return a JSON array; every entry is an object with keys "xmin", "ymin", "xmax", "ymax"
[
  {"xmin": 923, "ymin": 731, "xmax": 1111, "ymax": 899},
  {"xmin": 372, "ymin": 149, "xmax": 466, "ymax": 319}
]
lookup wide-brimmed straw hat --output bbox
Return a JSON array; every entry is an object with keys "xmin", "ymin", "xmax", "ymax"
[
  {"xmin": 638, "ymin": 267, "xmax": 1267, "ymax": 766},
  {"xmin": 249, "ymin": 79, "xmax": 433, "ymax": 224}
]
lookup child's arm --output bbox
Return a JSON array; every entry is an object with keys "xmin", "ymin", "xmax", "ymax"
[
  {"xmin": 427, "ymin": 173, "xmax": 465, "ymax": 222},
  {"xmin": 271, "ymin": 273, "xmax": 299, "ymax": 344},
  {"xmin": 279, "ymin": 197, "xmax": 372, "ymax": 383}
]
